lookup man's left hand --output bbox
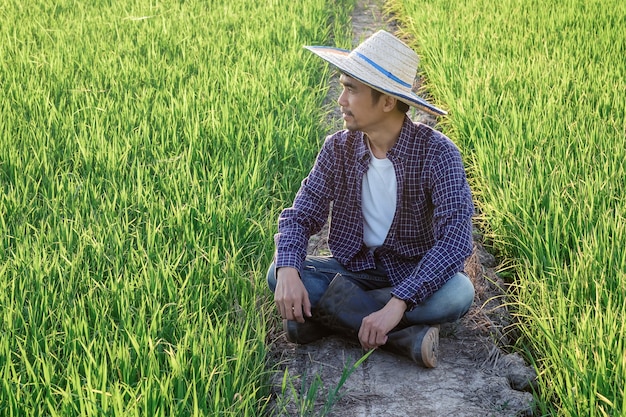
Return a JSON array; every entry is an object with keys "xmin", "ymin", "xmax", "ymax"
[{"xmin": 358, "ymin": 296, "xmax": 407, "ymax": 350}]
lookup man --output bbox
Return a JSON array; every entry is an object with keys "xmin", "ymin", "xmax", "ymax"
[{"xmin": 267, "ymin": 30, "xmax": 475, "ymax": 368}]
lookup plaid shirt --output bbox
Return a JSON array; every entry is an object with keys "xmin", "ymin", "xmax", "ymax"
[{"xmin": 274, "ymin": 116, "xmax": 474, "ymax": 309}]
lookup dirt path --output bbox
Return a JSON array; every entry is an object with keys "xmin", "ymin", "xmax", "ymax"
[{"xmin": 267, "ymin": 1, "xmax": 537, "ymax": 415}]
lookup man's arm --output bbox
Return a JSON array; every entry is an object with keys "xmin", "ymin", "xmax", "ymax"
[
  {"xmin": 273, "ymin": 137, "xmax": 336, "ymax": 321},
  {"xmin": 359, "ymin": 139, "xmax": 473, "ymax": 349},
  {"xmin": 391, "ymin": 140, "xmax": 474, "ymax": 308},
  {"xmin": 274, "ymin": 137, "xmax": 335, "ymax": 272}
]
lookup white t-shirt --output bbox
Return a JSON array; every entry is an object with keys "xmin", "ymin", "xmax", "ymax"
[{"xmin": 362, "ymin": 147, "xmax": 397, "ymax": 249}]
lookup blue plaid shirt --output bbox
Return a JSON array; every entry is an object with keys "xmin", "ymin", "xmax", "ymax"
[{"xmin": 274, "ymin": 116, "xmax": 474, "ymax": 309}]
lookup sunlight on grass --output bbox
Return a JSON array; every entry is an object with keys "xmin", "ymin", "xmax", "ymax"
[
  {"xmin": 0, "ymin": 0, "xmax": 352, "ymax": 414},
  {"xmin": 388, "ymin": 0, "xmax": 626, "ymax": 414}
]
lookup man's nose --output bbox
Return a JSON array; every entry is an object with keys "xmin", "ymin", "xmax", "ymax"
[{"xmin": 337, "ymin": 89, "xmax": 347, "ymax": 107}]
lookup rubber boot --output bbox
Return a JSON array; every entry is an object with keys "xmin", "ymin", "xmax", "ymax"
[
  {"xmin": 384, "ymin": 325, "xmax": 439, "ymax": 368},
  {"xmin": 315, "ymin": 274, "xmax": 439, "ymax": 368},
  {"xmin": 283, "ymin": 319, "xmax": 332, "ymax": 344}
]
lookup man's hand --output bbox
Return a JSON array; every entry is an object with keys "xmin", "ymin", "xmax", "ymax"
[
  {"xmin": 358, "ymin": 296, "xmax": 407, "ymax": 350},
  {"xmin": 274, "ymin": 267, "xmax": 312, "ymax": 323}
]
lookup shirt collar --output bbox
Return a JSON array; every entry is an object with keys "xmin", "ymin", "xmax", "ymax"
[
  {"xmin": 356, "ymin": 131, "xmax": 370, "ymax": 163},
  {"xmin": 353, "ymin": 115, "xmax": 415, "ymax": 162},
  {"xmin": 387, "ymin": 116, "xmax": 415, "ymax": 160}
]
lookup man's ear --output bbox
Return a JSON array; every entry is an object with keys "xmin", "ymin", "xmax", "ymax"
[{"xmin": 382, "ymin": 95, "xmax": 398, "ymax": 112}]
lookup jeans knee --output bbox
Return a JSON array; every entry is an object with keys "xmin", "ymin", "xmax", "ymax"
[
  {"xmin": 408, "ymin": 272, "xmax": 475, "ymax": 324},
  {"xmin": 455, "ymin": 272, "xmax": 475, "ymax": 317}
]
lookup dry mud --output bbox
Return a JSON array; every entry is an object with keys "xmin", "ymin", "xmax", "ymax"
[{"xmin": 267, "ymin": 1, "xmax": 537, "ymax": 415}]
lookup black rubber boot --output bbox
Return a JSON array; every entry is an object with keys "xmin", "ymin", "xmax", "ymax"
[
  {"xmin": 384, "ymin": 325, "xmax": 439, "ymax": 368},
  {"xmin": 283, "ymin": 319, "xmax": 332, "ymax": 344},
  {"xmin": 315, "ymin": 274, "xmax": 439, "ymax": 368}
]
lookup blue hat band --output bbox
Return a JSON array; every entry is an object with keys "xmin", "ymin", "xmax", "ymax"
[{"xmin": 353, "ymin": 51, "xmax": 412, "ymax": 89}]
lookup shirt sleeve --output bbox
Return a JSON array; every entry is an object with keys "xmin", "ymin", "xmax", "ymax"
[
  {"xmin": 273, "ymin": 136, "xmax": 335, "ymax": 272},
  {"xmin": 390, "ymin": 142, "xmax": 474, "ymax": 308}
]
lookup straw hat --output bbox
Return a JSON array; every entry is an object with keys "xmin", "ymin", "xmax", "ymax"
[{"xmin": 305, "ymin": 30, "xmax": 446, "ymax": 116}]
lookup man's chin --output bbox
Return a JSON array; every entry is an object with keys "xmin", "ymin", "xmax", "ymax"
[{"xmin": 343, "ymin": 122, "xmax": 357, "ymax": 131}]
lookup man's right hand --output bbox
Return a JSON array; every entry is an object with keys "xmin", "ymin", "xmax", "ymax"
[{"xmin": 274, "ymin": 267, "xmax": 312, "ymax": 323}]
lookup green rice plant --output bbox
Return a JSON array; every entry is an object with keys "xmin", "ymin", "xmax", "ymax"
[
  {"xmin": 0, "ymin": 0, "xmax": 353, "ymax": 415},
  {"xmin": 387, "ymin": 0, "xmax": 626, "ymax": 415},
  {"xmin": 274, "ymin": 350, "xmax": 373, "ymax": 417}
]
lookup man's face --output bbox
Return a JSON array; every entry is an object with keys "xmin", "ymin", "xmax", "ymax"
[{"xmin": 337, "ymin": 74, "xmax": 385, "ymax": 132}]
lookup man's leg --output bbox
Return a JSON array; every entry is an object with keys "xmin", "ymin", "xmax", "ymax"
[
  {"xmin": 313, "ymin": 272, "xmax": 474, "ymax": 367},
  {"xmin": 366, "ymin": 272, "xmax": 475, "ymax": 325},
  {"xmin": 314, "ymin": 275, "xmax": 441, "ymax": 367}
]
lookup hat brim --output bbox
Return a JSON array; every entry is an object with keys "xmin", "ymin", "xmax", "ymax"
[{"xmin": 305, "ymin": 46, "xmax": 447, "ymax": 116}]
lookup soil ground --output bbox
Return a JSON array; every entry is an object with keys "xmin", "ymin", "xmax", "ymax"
[{"xmin": 266, "ymin": 1, "xmax": 537, "ymax": 415}]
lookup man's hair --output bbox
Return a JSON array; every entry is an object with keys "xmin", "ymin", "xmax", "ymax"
[{"xmin": 371, "ymin": 89, "xmax": 410, "ymax": 114}]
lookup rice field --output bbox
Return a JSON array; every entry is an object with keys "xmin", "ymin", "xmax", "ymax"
[
  {"xmin": 4, "ymin": 0, "xmax": 625, "ymax": 415},
  {"xmin": 389, "ymin": 0, "xmax": 626, "ymax": 414},
  {"xmin": 0, "ymin": 0, "xmax": 352, "ymax": 415}
]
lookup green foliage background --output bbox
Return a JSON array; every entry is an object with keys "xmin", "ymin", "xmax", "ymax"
[
  {"xmin": 3, "ymin": 0, "xmax": 624, "ymax": 415},
  {"xmin": 390, "ymin": 0, "xmax": 626, "ymax": 414},
  {"xmin": 0, "ymin": 0, "xmax": 351, "ymax": 415}
]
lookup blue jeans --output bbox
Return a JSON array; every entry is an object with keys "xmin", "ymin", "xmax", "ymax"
[{"xmin": 267, "ymin": 256, "xmax": 475, "ymax": 325}]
